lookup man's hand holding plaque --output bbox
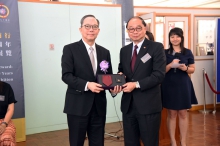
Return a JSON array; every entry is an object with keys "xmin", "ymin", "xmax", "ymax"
[{"xmin": 97, "ymin": 61, "xmax": 125, "ymax": 92}]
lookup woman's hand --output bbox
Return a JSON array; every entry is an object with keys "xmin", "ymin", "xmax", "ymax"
[
  {"xmin": 166, "ymin": 59, "xmax": 180, "ymax": 72},
  {"xmin": 168, "ymin": 59, "xmax": 180, "ymax": 68},
  {"xmin": 178, "ymin": 64, "xmax": 187, "ymax": 71},
  {"xmin": 172, "ymin": 59, "xmax": 180, "ymax": 64},
  {"xmin": 0, "ymin": 124, "xmax": 6, "ymax": 134},
  {"xmin": 1, "ymin": 138, "xmax": 11, "ymax": 146}
]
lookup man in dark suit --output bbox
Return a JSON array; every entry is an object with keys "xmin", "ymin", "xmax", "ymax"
[
  {"xmin": 61, "ymin": 14, "xmax": 115, "ymax": 146},
  {"xmin": 118, "ymin": 16, "xmax": 166, "ymax": 146}
]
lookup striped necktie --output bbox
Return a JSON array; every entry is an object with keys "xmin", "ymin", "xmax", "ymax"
[{"xmin": 131, "ymin": 45, "xmax": 138, "ymax": 72}]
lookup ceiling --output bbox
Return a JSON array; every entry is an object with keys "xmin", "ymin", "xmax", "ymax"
[
  {"xmin": 134, "ymin": 0, "xmax": 220, "ymax": 8},
  {"xmin": 58, "ymin": 0, "xmax": 220, "ymax": 8}
]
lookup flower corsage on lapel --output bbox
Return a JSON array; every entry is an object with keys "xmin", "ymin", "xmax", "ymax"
[
  {"xmin": 99, "ymin": 60, "xmax": 112, "ymax": 87},
  {"xmin": 100, "ymin": 60, "xmax": 109, "ymax": 74}
]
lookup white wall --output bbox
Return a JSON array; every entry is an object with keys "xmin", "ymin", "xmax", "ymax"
[
  {"xmin": 134, "ymin": 7, "xmax": 220, "ymax": 106},
  {"xmin": 18, "ymin": 1, "xmax": 122, "ymax": 135}
]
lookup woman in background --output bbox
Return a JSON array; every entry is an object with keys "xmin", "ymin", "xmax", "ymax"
[
  {"xmin": 0, "ymin": 81, "xmax": 17, "ymax": 146},
  {"xmin": 145, "ymin": 30, "xmax": 155, "ymax": 41},
  {"xmin": 161, "ymin": 27, "xmax": 197, "ymax": 146}
]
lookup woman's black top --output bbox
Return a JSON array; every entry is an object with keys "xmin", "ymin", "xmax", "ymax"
[{"xmin": 0, "ymin": 82, "xmax": 17, "ymax": 119}]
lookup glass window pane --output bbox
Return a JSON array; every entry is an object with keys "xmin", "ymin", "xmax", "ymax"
[
  {"xmin": 196, "ymin": 19, "xmax": 215, "ymax": 56},
  {"xmin": 144, "ymin": 19, "xmax": 152, "ymax": 32},
  {"xmin": 156, "ymin": 23, "xmax": 164, "ymax": 44},
  {"xmin": 168, "ymin": 21, "xmax": 184, "ymax": 31},
  {"xmin": 156, "ymin": 17, "xmax": 164, "ymax": 23}
]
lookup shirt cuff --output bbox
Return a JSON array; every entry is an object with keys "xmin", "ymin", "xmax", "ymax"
[
  {"xmin": 136, "ymin": 81, "xmax": 140, "ymax": 88},
  {"xmin": 85, "ymin": 82, "xmax": 89, "ymax": 91}
]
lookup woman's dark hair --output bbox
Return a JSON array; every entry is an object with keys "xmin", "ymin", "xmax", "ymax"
[
  {"xmin": 0, "ymin": 81, "xmax": 3, "ymax": 92},
  {"xmin": 145, "ymin": 31, "xmax": 155, "ymax": 41},
  {"xmin": 168, "ymin": 27, "xmax": 186, "ymax": 54}
]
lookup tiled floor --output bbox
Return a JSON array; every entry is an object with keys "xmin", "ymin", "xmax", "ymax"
[{"xmin": 17, "ymin": 110, "xmax": 220, "ymax": 146}]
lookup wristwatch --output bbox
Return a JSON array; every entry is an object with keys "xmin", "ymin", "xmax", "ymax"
[{"xmin": 1, "ymin": 122, "xmax": 8, "ymax": 127}]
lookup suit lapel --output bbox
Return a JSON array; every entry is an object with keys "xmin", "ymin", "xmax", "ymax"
[
  {"xmin": 125, "ymin": 43, "xmax": 133, "ymax": 74},
  {"xmin": 132, "ymin": 39, "xmax": 150, "ymax": 76},
  {"xmin": 78, "ymin": 40, "xmax": 94, "ymax": 74},
  {"xmin": 96, "ymin": 44, "xmax": 102, "ymax": 75}
]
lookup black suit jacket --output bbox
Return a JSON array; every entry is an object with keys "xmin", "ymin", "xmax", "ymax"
[
  {"xmin": 118, "ymin": 38, "xmax": 166, "ymax": 115},
  {"xmin": 61, "ymin": 40, "xmax": 113, "ymax": 116}
]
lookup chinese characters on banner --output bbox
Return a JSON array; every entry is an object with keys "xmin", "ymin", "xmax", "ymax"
[
  {"xmin": 0, "ymin": 1, "xmax": 25, "ymax": 118},
  {"xmin": 0, "ymin": 33, "xmax": 13, "ymax": 81}
]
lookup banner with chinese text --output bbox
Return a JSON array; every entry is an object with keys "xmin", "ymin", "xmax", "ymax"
[{"xmin": 0, "ymin": 0, "xmax": 25, "ymax": 119}]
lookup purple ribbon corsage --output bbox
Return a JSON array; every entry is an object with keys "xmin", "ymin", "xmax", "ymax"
[{"xmin": 100, "ymin": 60, "xmax": 109, "ymax": 74}]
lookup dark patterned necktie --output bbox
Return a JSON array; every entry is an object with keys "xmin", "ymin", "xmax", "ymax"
[{"xmin": 131, "ymin": 45, "xmax": 138, "ymax": 72}]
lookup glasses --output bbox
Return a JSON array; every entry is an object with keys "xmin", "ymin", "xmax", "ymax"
[
  {"xmin": 82, "ymin": 24, "xmax": 99, "ymax": 30},
  {"xmin": 127, "ymin": 27, "xmax": 142, "ymax": 33}
]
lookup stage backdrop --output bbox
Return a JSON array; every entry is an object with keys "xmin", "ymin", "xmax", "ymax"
[
  {"xmin": 216, "ymin": 18, "xmax": 220, "ymax": 103},
  {"xmin": 0, "ymin": 0, "xmax": 25, "ymax": 142}
]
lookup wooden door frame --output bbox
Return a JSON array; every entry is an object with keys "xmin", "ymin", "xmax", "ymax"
[{"xmin": 137, "ymin": 13, "xmax": 191, "ymax": 49}]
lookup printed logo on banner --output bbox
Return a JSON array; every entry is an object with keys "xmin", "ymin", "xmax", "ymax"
[{"xmin": 0, "ymin": 4, "xmax": 10, "ymax": 23}]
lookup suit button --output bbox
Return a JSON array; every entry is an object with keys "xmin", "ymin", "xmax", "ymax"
[{"xmin": 131, "ymin": 79, "xmax": 134, "ymax": 81}]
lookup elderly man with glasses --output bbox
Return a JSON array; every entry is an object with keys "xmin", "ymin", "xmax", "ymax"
[
  {"xmin": 61, "ymin": 14, "xmax": 119, "ymax": 146},
  {"xmin": 117, "ymin": 16, "xmax": 166, "ymax": 146}
]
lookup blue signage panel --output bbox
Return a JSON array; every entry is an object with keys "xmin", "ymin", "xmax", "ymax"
[
  {"xmin": 216, "ymin": 18, "xmax": 220, "ymax": 103},
  {"xmin": 0, "ymin": 0, "xmax": 24, "ymax": 118}
]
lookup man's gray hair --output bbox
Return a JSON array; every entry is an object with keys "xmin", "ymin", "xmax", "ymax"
[{"xmin": 80, "ymin": 14, "xmax": 99, "ymax": 26}]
